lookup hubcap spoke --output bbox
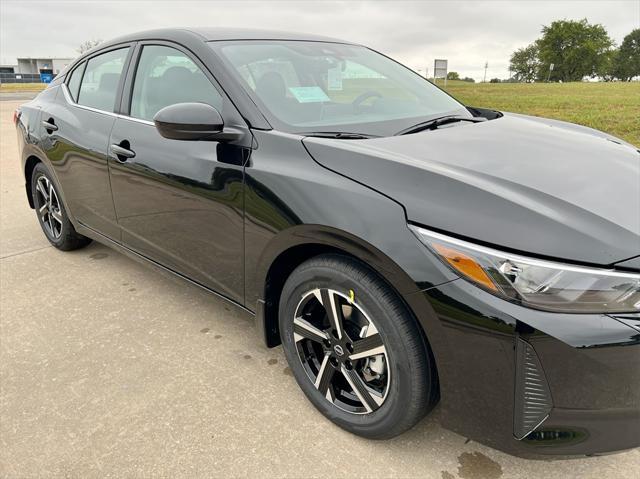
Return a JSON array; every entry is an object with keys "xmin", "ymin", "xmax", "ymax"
[
  {"xmin": 319, "ymin": 288, "xmax": 345, "ymax": 340},
  {"xmin": 314, "ymin": 353, "xmax": 336, "ymax": 396},
  {"xmin": 293, "ymin": 317, "xmax": 329, "ymax": 343},
  {"xmin": 38, "ymin": 203, "xmax": 49, "ymax": 218},
  {"xmin": 50, "ymin": 209, "xmax": 63, "ymax": 226},
  {"xmin": 340, "ymin": 365, "xmax": 382, "ymax": 413},
  {"xmin": 46, "ymin": 214, "xmax": 54, "ymax": 235},
  {"xmin": 36, "ymin": 177, "xmax": 49, "ymax": 202},
  {"xmin": 50, "ymin": 186, "xmax": 60, "ymax": 208},
  {"xmin": 349, "ymin": 333, "xmax": 386, "ymax": 360}
]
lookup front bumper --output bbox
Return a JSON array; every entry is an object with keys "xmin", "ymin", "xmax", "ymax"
[{"xmin": 407, "ymin": 278, "xmax": 640, "ymax": 458}]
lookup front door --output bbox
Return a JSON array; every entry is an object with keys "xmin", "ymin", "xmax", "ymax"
[{"xmin": 108, "ymin": 44, "xmax": 248, "ymax": 303}]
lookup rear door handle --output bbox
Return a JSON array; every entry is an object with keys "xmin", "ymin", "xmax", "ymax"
[
  {"xmin": 110, "ymin": 143, "xmax": 136, "ymax": 162},
  {"xmin": 42, "ymin": 120, "xmax": 58, "ymax": 132}
]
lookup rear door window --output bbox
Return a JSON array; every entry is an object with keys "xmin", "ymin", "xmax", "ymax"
[{"xmin": 78, "ymin": 48, "xmax": 129, "ymax": 112}]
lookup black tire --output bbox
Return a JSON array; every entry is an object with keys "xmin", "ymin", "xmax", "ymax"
[
  {"xmin": 31, "ymin": 162, "xmax": 92, "ymax": 251},
  {"xmin": 279, "ymin": 253, "xmax": 438, "ymax": 439}
]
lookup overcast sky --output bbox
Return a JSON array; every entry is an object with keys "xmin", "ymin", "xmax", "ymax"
[{"xmin": 1, "ymin": 0, "xmax": 639, "ymax": 80}]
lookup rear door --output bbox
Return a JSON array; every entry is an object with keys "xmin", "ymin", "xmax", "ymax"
[
  {"xmin": 107, "ymin": 42, "xmax": 250, "ymax": 303},
  {"xmin": 41, "ymin": 45, "xmax": 133, "ymax": 239}
]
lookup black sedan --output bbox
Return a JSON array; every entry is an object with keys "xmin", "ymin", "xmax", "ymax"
[{"xmin": 14, "ymin": 28, "xmax": 639, "ymax": 458}]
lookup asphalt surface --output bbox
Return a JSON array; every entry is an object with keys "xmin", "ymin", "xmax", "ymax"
[{"xmin": 1, "ymin": 96, "xmax": 639, "ymax": 478}]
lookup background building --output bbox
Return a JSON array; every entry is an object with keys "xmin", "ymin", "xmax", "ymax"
[{"xmin": 0, "ymin": 57, "xmax": 74, "ymax": 83}]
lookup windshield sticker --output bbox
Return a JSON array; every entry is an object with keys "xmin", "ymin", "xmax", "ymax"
[
  {"xmin": 289, "ymin": 86, "xmax": 331, "ymax": 103},
  {"xmin": 327, "ymin": 67, "xmax": 343, "ymax": 90}
]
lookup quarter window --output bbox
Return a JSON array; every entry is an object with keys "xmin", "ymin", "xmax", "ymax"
[
  {"xmin": 66, "ymin": 62, "xmax": 86, "ymax": 102},
  {"xmin": 77, "ymin": 48, "xmax": 129, "ymax": 112},
  {"xmin": 130, "ymin": 45, "xmax": 223, "ymax": 122}
]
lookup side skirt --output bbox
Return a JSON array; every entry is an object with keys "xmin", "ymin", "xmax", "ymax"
[{"xmin": 76, "ymin": 221, "xmax": 255, "ymax": 318}]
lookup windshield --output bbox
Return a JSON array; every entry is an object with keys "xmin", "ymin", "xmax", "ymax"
[{"xmin": 210, "ymin": 40, "xmax": 469, "ymax": 136}]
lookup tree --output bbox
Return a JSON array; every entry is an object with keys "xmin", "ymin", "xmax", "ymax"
[
  {"xmin": 614, "ymin": 28, "xmax": 640, "ymax": 81},
  {"xmin": 489, "ymin": 78, "xmax": 501, "ymax": 83},
  {"xmin": 597, "ymin": 48, "xmax": 618, "ymax": 81},
  {"xmin": 509, "ymin": 43, "xmax": 540, "ymax": 82},
  {"xmin": 536, "ymin": 19, "xmax": 614, "ymax": 81},
  {"xmin": 77, "ymin": 39, "xmax": 103, "ymax": 55},
  {"xmin": 446, "ymin": 71, "xmax": 460, "ymax": 80},
  {"xmin": 461, "ymin": 77, "xmax": 475, "ymax": 83}
]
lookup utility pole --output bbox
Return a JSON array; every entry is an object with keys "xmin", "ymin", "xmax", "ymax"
[{"xmin": 483, "ymin": 61, "xmax": 488, "ymax": 83}]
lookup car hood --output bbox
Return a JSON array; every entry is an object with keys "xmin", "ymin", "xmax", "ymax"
[{"xmin": 303, "ymin": 113, "xmax": 640, "ymax": 267}]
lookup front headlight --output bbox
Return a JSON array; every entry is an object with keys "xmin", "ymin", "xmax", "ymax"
[{"xmin": 410, "ymin": 225, "xmax": 640, "ymax": 313}]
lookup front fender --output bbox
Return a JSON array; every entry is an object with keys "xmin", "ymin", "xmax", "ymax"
[{"xmin": 244, "ymin": 129, "xmax": 458, "ymax": 397}]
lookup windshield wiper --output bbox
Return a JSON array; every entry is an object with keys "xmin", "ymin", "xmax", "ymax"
[
  {"xmin": 303, "ymin": 131, "xmax": 376, "ymax": 140},
  {"xmin": 395, "ymin": 115, "xmax": 487, "ymax": 136}
]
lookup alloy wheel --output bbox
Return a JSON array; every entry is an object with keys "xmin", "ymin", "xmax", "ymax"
[
  {"xmin": 35, "ymin": 175, "xmax": 63, "ymax": 239},
  {"xmin": 293, "ymin": 288, "xmax": 390, "ymax": 414}
]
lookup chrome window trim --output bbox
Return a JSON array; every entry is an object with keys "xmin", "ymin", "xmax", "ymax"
[{"xmin": 61, "ymin": 82, "xmax": 155, "ymax": 127}]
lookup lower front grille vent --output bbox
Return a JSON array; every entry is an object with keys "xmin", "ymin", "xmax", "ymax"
[{"xmin": 514, "ymin": 338, "xmax": 553, "ymax": 439}]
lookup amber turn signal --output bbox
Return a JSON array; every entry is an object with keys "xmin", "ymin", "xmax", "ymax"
[{"xmin": 431, "ymin": 242, "xmax": 498, "ymax": 292}]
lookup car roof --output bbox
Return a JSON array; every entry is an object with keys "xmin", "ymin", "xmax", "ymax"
[
  {"xmin": 100, "ymin": 27, "xmax": 355, "ymax": 48},
  {"xmin": 191, "ymin": 27, "xmax": 352, "ymax": 43}
]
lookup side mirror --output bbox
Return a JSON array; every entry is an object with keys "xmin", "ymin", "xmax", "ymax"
[{"xmin": 154, "ymin": 102, "xmax": 238, "ymax": 141}]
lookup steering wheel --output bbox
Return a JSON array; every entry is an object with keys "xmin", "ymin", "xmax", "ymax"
[{"xmin": 352, "ymin": 90, "xmax": 383, "ymax": 114}]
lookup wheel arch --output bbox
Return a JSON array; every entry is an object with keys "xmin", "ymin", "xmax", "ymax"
[
  {"xmin": 255, "ymin": 225, "xmax": 427, "ymax": 348},
  {"xmin": 24, "ymin": 154, "xmax": 43, "ymax": 209}
]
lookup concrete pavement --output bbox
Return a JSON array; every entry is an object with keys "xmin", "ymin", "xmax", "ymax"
[
  {"xmin": 1, "ymin": 98, "xmax": 639, "ymax": 478},
  {"xmin": 0, "ymin": 92, "xmax": 40, "ymax": 102}
]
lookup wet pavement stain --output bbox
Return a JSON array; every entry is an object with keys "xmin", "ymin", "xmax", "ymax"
[
  {"xmin": 441, "ymin": 472, "xmax": 455, "ymax": 479},
  {"xmin": 243, "ymin": 354, "xmax": 252, "ymax": 360},
  {"xmin": 283, "ymin": 367, "xmax": 292, "ymax": 376},
  {"xmin": 200, "ymin": 328, "xmax": 210, "ymax": 334},
  {"xmin": 214, "ymin": 334, "xmax": 223, "ymax": 339},
  {"xmin": 267, "ymin": 358, "xmax": 278, "ymax": 365},
  {"xmin": 128, "ymin": 288, "xmax": 136, "ymax": 292},
  {"xmin": 90, "ymin": 253, "xmax": 108, "ymax": 260},
  {"xmin": 457, "ymin": 452, "xmax": 502, "ymax": 479}
]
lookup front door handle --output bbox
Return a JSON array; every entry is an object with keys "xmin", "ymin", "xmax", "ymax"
[
  {"xmin": 110, "ymin": 142, "xmax": 136, "ymax": 162},
  {"xmin": 42, "ymin": 120, "xmax": 58, "ymax": 132}
]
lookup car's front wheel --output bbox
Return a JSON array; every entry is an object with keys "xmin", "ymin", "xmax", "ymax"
[
  {"xmin": 31, "ymin": 162, "xmax": 91, "ymax": 251},
  {"xmin": 279, "ymin": 254, "xmax": 438, "ymax": 439}
]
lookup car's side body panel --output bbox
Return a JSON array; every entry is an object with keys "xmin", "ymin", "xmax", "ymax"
[
  {"xmin": 108, "ymin": 116, "xmax": 248, "ymax": 303},
  {"xmin": 43, "ymin": 86, "xmax": 121, "ymax": 239},
  {"xmin": 243, "ymin": 130, "xmax": 459, "ymax": 374},
  {"xmin": 244, "ymin": 130, "xmax": 457, "ymax": 306},
  {"xmin": 104, "ymin": 39, "xmax": 253, "ymax": 304}
]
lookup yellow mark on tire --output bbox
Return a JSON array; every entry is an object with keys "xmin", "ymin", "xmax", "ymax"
[{"xmin": 349, "ymin": 289, "xmax": 355, "ymax": 303}]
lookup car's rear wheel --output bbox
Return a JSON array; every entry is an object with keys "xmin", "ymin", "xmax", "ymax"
[
  {"xmin": 31, "ymin": 163, "xmax": 91, "ymax": 251},
  {"xmin": 279, "ymin": 254, "xmax": 438, "ymax": 439}
]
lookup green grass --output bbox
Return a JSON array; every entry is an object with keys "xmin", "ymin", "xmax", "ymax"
[
  {"xmin": 442, "ymin": 81, "xmax": 640, "ymax": 147},
  {"xmin": 0, "ymin": 83, "xmax": 47, "ymax": 92}
]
